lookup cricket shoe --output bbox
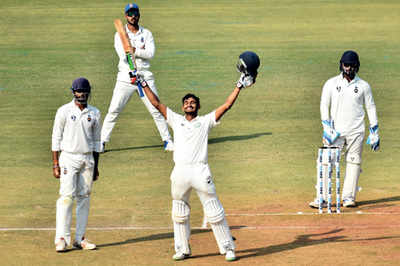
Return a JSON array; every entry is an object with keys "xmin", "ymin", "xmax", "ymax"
[
  {"xmin": 225, "ymin": 249, "xmax": 237, "ymax": 261},
  {"xmin": 55, "ymin": 238, "xmax": 67, "ymax": 252},
  {"xmin": 173, "ymin": 246, "xmax": 191, "ymax": 261},
  {"xmin": 309, "ymin": 198, "xmax": 328, "ymax": 209},
  {"xmin": 343, "ymin": 199, "xmax": 356, "ymax": 207},
  {"xmin": 164, "ymin": 140, "xmax": 174, "ymax": 152},
  {"xmin": 73, "ymin": 238, "xmax": 96, "ymax": 250}
]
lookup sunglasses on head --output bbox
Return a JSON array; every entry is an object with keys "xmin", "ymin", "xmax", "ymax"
[{"xmin": 126, "ymin": 9, "xmax": 139, "ymax": 17}]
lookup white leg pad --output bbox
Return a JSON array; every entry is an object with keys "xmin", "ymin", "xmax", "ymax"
[
  {"xmin": 55, "ymin": 196, "xmax": 73, "ymax": 245},
  {"xmin": 342, "ymin": 162, "xmax": 361, "ymax": 201},
  {"xmin": 172, "ymin": 200, "xmax": 191, "ymax": 254},
  {"xmin": 204, "ymin": 198, "xmax": 235, "ymax": 254},
  {"xmin": 75, "ymin": 195, "xmax": 91, "ymax": 242}
]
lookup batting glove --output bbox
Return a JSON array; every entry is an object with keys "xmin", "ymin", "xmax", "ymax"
[
  {"xmin": 136, "ymin": 73, "xmax": 148, "ymax": 88},
  {"xmin": 128, "ymin": 71, "xmax": 137, "ymax": 85},
  {"xmin": 236, "ymin": 73, "xmax": 254, "ymax": 89},
  {"xmin": 322, "ymin": 120, "xmax": 340, "ymax": 145},
  {"xmin": 366, "ymin": 124, "xmax": 380, "ymax": 151}
]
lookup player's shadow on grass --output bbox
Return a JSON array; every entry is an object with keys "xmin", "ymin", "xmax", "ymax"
[
  {"xmin": 96, "ymin": 228, "xmax": 210, "ymax": 248},
  {"xmin": 96, "ymin": 226, "xmax": 246, "ymax": 249},
  {"xmin": 208, "ymin": 132, "xmax": 272, "ymax": 144},
  {"xmin": 236, "ymin": 229, "xmax": 400, "ymax": 260},
  {"xmin": 103, "ymin": 132, "xmax": 272, "ymax": 153},
  {"xmin": 190, "ymin": 228, "xmax": 400, "ymax": 261},
  {"xmin": 357, "ymin": 196, "xmax": 400, "ymax": 209}
]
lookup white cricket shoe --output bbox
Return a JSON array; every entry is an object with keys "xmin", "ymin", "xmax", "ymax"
[
  {"xmin": 73, "ymin": 238, "xmax": 96, "ymax": 250},
  {"xmin": 309, "ymin": 198, "xmax": 327, "ymax": 209},
  {"xmin": 343, "ymin": 199, "xmax": 356, "ymax": 207},
  {"xmin": 164, "ymin": 140, "xmax": 174, "ymax": 152},
  {"xmin": 225, "ymin": 249, "xmax": 237, "ymax": 261},
  {"xmin": 172, "ymin": 252, "xmax": 190, "ymax": 261},
  {"xmin": 55, "ymin": 238, "xmax": 67, "ymax": 252}
]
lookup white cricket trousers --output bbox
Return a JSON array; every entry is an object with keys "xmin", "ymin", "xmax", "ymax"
[
  {"xmin": 55, "ymin": 151, "xmax": 94, "ymax": 245},
  {"xmin": 171, "ymin": 163, "xmax": 235, "ymax": 255},
  {"xmin": 101, "ymin": 77, "xmax": 171, "ymax": 143}
]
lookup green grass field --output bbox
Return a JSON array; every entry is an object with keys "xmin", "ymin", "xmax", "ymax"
[{"xmin": 1, "ymin": 0, "xmax": 400, "ymax": 265}]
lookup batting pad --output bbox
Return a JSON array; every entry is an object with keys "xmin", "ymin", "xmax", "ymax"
[
  {"xmin": 172, "ymin": 200, "xmax": 191, "ymax": 254},
  {"xmin": 210, "ymin": 218, "xmax": 236, "ymax": 254},
  {"xmin": 342, "ymin": 162, "xmax": 361, "ymax": 200},
  {"xmin": 204, "ymin": 198, "xmax": 225, "ymax": 223}
]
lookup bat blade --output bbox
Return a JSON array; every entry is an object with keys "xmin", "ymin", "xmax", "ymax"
[{"xmin": 114, "ymin": 19, "xmax": 132, "ymax": 53}]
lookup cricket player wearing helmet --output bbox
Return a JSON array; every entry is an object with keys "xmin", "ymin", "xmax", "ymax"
[
  {"xmin": 137, "ymin": 52, "xmax": 259, "ymax": 261},
  {"xmin": 52, "ymin": 77, "xmax": 101, "ymax": 252},
  {"xmin": 309, "ymin": 50, "xmax": 380, "ymax": 209},
  {"xmin": 101, "ymin": 3, "xmax": 173, "ymax": 152}
]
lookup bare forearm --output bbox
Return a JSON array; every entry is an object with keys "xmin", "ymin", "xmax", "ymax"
[
  {"xmin": 215, "ymin": 87, "xmax": 241, "ymax": 121},
  {"xmin": 142, "ymin": 84, "xmax": 167, "ymax": 118}
]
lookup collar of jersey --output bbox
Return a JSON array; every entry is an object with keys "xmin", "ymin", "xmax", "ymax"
[
  {"xmin": 340, "ymin": 73, "xmax": 360, "ymax": 85},
  {"xmin": 125, "ymin": 25, "xmax": 143, "ymax": 35}
]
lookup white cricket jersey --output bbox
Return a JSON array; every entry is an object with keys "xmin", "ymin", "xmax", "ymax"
[
  {"xmin": 114, "ymin": 25, "xmax": 155, "ymax": 83},
  {"xmin": 320, "ymin": 73, "xmax": 378, "ymax": 136},
  {"xmin": 52, "ymin": 100, "xmax": 102, "ymax": 153},
  {"xmin": 167, "ymin": 108, "xmax": 219, "ymax": 165}
]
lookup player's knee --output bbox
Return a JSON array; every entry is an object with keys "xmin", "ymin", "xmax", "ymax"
[
  {"xmin": 58, "ymin": 195, "xmax": 74, "ymax": 206},
  {"xmin": 172, "ymin": 200, "xmax": 190, "ymax": 223},
  {"xmin": 346, "ymin": 152, "xmax": 361, "ymax": 164},
  {"xmin": 204, "ymin": 198, "xmax": 225, "ymax": 224}
]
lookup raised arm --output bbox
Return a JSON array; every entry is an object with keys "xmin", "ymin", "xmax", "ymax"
[
  {"xmin": 137, "ymin": 76, "xmax": 167, "ymax": 119},
  {"xmin": 215, "ymin": 74, "xmax": 254, "ymax": 122}
]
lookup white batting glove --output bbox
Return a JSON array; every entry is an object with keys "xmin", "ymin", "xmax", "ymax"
[
  {"xmin": 322, "ymin": 120, "xmax": 340, "ymax": 145},
  {"xmin": 136, "ymin": 73, "xmax": 148, "ymax": 88},
  {"xmin": 366, "ymin": 125, "xmax": 380, "ymax": 151},
  {"xmin": 236, "ymin": 73, "xmax": 254, "ymax": 89}
]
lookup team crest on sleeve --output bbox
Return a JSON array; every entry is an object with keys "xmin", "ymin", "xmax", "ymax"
[
  {"xmin": 336, "ymin": 86, "xmax": 341, "ymax": 92},
  {"xmin": 71, "ymin": 115, "xmax": 76, "ymax": 121},
  {"xmin": 354, "ymin": 87, "xmax": 358, "ymax": 93},
  {"xmin": 141, "ymin": 37, "xmax": 144, "ymax": 43},
  {"xmin": 63, "ymin": 167, "xmax": 68, "ymax": 175},
  {"xmin": 87, "ymin": 115, "xmax": 92, "ymax": 122}
]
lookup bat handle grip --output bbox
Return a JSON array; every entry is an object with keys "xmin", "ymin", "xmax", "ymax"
[{"xmin": 129, "ymin": 72, "xmax": 144, "ymax": 97}]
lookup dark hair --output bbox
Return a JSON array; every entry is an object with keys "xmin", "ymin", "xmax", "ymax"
[{"xmin": 182, "ymin": 93, "xmax": 200, "ymax": 106}]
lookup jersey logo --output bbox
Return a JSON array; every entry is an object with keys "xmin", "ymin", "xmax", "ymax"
[
  {"xmin": 87, "ymin": 115, "xmax": 92, "ymax": 122},
  {"xmin": 354, "ymin": 87, "xmax": 358, "ymax": 93},
  {"xmin": 71, "ymin": 115, "xmax": 76, "ymax": 121},
  {"xmin": 336, "ymin": 86, "xmax": 341, "ymax": 92},
  {"xmin": 181, "ymin": 123, "xmax": 185, "ymax": 127}
]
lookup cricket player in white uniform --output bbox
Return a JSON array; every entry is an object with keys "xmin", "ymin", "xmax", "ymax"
[
  {"xmin": 137, "ymin": 51, "xmax": 259, "ymax": 261},
  {"xmin": 101, "ymin": 3, "xmax": 173, "ymax": 152},
  {"xmin": 52, "ymin": 77, "xmax": 101, "ymax": 252},
  {"xmin": 310, "ymin": 50, "xmax": 380, "ymax": 208}
]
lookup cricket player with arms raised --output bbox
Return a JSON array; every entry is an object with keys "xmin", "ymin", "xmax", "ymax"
[
  {"xmin": 52, "ymin": 77, "xmax": 101, "ymax": 252},
  {"xmin": 101, "ymin": 3, "xmax": 173, "ymax": 152},
  {"xmin": 310, "ymin": 50, "xmax": 380, "ymax": 209},
  {"xmin": 137, "ymin": 52, "xmax": 260, "ymax": 261}
]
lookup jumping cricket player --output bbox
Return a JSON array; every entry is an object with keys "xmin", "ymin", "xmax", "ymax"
[{"xmin": 101, "ymin": 3, "xmax": 173, "ymax": 152}]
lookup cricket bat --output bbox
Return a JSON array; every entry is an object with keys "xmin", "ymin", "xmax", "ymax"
[{"xmin": 113, "ymin": 19, "xmax": 144, "ymax": 97}]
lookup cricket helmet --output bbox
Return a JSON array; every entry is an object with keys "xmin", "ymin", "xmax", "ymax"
[
  {"xmin": 237, "ymin": 51, "xmax": 260, "ymax": 78},
  {"xmin": 71, "ymin": 77, "xmax": 91, "ymax": 104},
  {"xmin": 125, "ymin": 3, "xmax": 140, "ymax": 17},
  {"xmin": 339, "ymin": 50, "xmax": 360, "ymax": 73}
]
